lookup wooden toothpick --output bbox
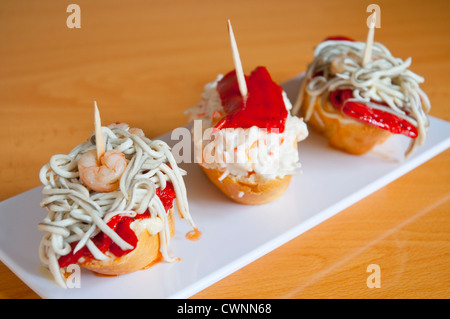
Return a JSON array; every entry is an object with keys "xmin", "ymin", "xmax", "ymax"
[
  {"xmin": 94, "ymin": 101, "xmax": 105, "ymax": 160},
  {"xmin": 362, "ymin": 11, "xmax": 377, "ymax": 66},
  {"xmin": 227, "ymin": 19, "xmax": 248, "ymax": 98}
]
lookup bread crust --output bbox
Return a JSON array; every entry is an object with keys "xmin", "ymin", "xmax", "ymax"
[
  {"xmin": 80, "ymin": 208, "xmax": 175, "ymax": 276},
  {"xmin": 302, "ymin": 94, "xmax": 390, "ymax": 155},
  {"xmin": 201, "ymin": 166, "xmax": 292, "ymax": 205}
]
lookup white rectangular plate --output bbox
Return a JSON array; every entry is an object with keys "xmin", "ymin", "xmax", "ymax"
[{"xmin": 1, "ymin": 75, "xmax": 449, "ymax": 299}]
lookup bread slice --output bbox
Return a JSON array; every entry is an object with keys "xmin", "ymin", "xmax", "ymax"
[{"xmin": 201, "ymin": 166, "xmax": 292, "ymax": 205}]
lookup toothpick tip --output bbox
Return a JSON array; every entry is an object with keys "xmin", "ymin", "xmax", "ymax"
[
  {"xmin": 369, "ymin": 11, "xmax": 377, "ymax": 28},
  {"xmin": 93, "ymin": 101, "xmax": 105, "ymax": 159},
  {"xmin": 227, "ymin": 19, "xmax": 248, "ymax": 98}
]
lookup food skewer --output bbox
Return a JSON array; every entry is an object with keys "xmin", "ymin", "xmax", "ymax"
[
  {"xmin": 227, "ymin": 19, "xmax": 248, "ymax": 98},
  {"xmin": 94, "ymin": 101, "xmax": 105, "ymax": 160},
  {"xmin": 362, "ymin": 11, "xmax": 377, "ymax": 66}
]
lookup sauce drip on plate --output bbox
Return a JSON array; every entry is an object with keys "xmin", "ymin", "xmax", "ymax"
[{"xmin": 185, "ymin": 228, "xmax": 202, "ymax": 241}]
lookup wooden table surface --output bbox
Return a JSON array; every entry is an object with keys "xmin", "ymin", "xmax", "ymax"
[{"xmin": 0, "ymin": 0, "xmax": 449, "ymax": 299}]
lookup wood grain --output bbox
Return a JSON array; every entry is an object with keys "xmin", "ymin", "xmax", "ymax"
[{"xmin": 0, "ymin": 0, "xmax": 449, "ymax": 299}]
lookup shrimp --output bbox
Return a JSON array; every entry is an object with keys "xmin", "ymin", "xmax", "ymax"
[
  {"xmin": 129, "ymin": 127, "xmax": 144, "ymax": 137},
  {"xmin": 78, "ymin": 150, "xmax": 127, "ymax": 193},
  {"xmin": 108, "ymin": 122, "xmax": 144, "ymax": 137}
]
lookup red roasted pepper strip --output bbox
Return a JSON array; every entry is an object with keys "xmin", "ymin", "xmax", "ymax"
[
  {"xmin": 330, "ymin": 89, "xmax": 418, "ymax": 138},
  {"xmin": 58, "ymin": 183, "xmax": 176, "ymax": 267},
  {"xmin": 342, "ymin": 101, "xmax": 418, "ymax": 138},
  {"xmin": 214, "ymin": 66, "xmax": 288, "ymax": 133},
  {"xmin": 329, "ymin": 89, "xmax": 354, "ymax": 110},
  {"xmin": 324, "ymin": 36, "xmax": 354, "ymax": 41}
]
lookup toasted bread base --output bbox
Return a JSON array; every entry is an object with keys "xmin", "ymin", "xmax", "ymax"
[
  {"xmin": 302, "ymin": 94, "xmax": 391, "ymax": 155},
  {"xmin": 201, "ymin": 166, "xmax": 292, "ymax": 205},
  {"xmin": 80, "ymin": 208, "xmax": 175, "ymax": 276}
]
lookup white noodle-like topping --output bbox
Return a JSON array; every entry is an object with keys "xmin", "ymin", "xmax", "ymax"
[
  {"xmin": 38, "ymin": 124, "xmax": 196, "ymax": 288},
  {"xmin": 293, "ymin": 40, "xmax": 431, "ymax": 157}
]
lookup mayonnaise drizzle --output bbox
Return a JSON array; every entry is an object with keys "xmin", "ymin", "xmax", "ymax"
[
  {"xmin": 38, "ymin": 124, "xmax": 196, "ymax": 288},
  {"xmin": 293, "ymin": 40, "xmax": 431, "ymax": 157}
]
